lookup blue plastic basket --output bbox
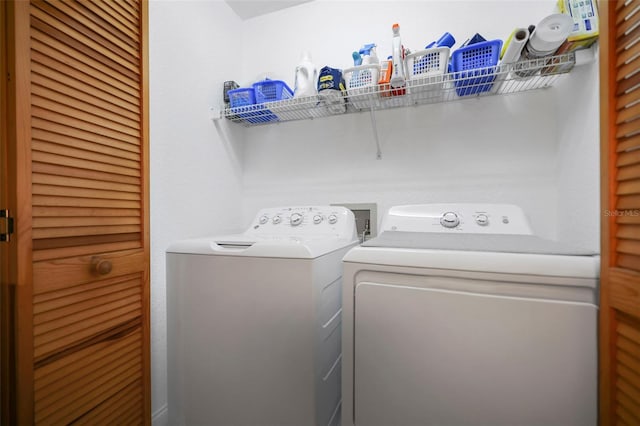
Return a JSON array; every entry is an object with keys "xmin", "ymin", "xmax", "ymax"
[
  {"xmin": 252, "ymin": 80, "xmax": 294, "ymax": 104},
  {"xmin": 451, "ymin": 39, "xmax": 502, "ymax": 96},
  {"xmin": 228, "ymin": 87, "xmax": 277, "ymax": 124},
  {"xmin": 228, "ymin": 87, "xmax": 256, "ymax": 108}
]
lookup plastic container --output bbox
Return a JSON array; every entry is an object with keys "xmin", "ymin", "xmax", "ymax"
[
  {"xmin": 228, "ymin": 87, "xmax": 256, "ymax": 108},
  {"xmin": 451, "ymin": 39, "xmax": 503, "ymax": 96},
  {"xmin": 390, "ymin": 23, "xmax": 407, "ymax": 89},
  {"xmin": 407, "ymin": 47, "xmax": 450, "ymax": 79},
  {"xmin": 253, "ymin": 80, "xmax": 294, "ymax": 104},
  {"xmin": 227, "ymin": 87, "xmax": 278, "ymax": 124},
  {"xmin": 294, "ymin": 51, "xmax": 318, "ymax": 98},
  {"xmin": 344, "ymin": 64, "xmax": 381, "ymax": 110},
  {"xmin": 405, "ymin": 47, "xmax": 450, "ymax": 101}
]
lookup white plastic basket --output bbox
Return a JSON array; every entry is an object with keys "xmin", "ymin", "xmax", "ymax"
[
  {"xmin": 343, "ymin": 64, "xmax": 381, "ymax": 110},
  {"xmin": 405, "ymin": 47, "xmax": 450, "ymax": 101}
]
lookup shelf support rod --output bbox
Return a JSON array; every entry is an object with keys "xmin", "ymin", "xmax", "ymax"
[{"xmin": 369, "ymin": 106, "xmax": 382, "ymax": 160}]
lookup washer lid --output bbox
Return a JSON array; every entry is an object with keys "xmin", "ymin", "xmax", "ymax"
[
  {"xmin": 346, "ymin": 232, "xmax": 599, "ymax": 279},
  {"xmin": 166, "ymin": 234, "xmax": 357, "ymax": 258}
]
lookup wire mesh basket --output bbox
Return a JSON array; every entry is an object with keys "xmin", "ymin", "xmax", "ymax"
[
  {"xmin": 344, "ymin": 64, "xmax": 381, "ymax": 110},
  {"xmin": 451, "ymin": 40, "xmax": 502, "ymax": 96}
]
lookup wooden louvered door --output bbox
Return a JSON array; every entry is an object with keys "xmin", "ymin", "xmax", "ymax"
[
  {"xmin": 1, "ymin": 0, "xmax": 150, "ymax": 424},
  {"xmin": 600, "ymin": 0, "xmax": 640, "ymax": 424}
]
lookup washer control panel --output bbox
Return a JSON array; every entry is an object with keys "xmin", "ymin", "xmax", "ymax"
[
  {"xmin": 248, "ymin": 206, "xmax": 357, "ymax": 239},
  {"xmin": 381, "ymin": 204, "xmax": 533, "ymax": 235}
]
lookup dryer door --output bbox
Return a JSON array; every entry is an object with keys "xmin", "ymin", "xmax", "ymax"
[{"xmin": 353, "ymin": 279, "xmax": 597, "ymax": 426}]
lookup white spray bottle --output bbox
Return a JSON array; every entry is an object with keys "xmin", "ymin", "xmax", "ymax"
[{"xmin": 390, "ymin": 23, "xmax": 406, "ymax": 88}]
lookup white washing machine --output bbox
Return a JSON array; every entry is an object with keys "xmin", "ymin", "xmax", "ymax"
[
  {"xmin": 341, "ymin": 204, "xmax": 599, "ymax": 426},
  {"xmin": 167, "ymin": 206, "xmax": 357, "ymax": 426}
]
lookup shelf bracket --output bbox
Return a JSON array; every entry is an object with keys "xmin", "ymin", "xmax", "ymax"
[
  {"xmin": 369, "ymin": 106, "xmax": 382, "ymax": 160},
  {"xmin": 210, "ymin": 106, "xmax": 223, "ymax": 122}
]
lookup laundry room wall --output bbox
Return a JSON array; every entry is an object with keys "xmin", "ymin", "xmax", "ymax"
[
  {"xmin": 149, "ymin": 0, "xmax": 244, "ymax": 422},
  {"xmin": 553, "ymin": 53, "xmax": 601, "ymax": 251},
  {"xmin": 234, "ymin": 0, "xmax": 597, "ymax": 241}
]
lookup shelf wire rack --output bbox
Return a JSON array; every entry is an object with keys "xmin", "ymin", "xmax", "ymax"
[{"xmin": 223, "ymin": 52, "xmax": 576, "ymax": 127}]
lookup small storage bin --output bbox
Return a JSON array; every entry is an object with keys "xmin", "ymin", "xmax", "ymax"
[
  {"xmin": 343, "ymin": 64, "xmax": 381, "ymax": 110},
  {"xmin": 451, "ymin": 40, "xmax": 502, "ymax": 96},
  {"xmin": 252, "ymin": 80, "xmax": 294, "ymax": 104},
  {"xmin": 405, "ymin": 47, "xmax": 450, "ymax": 102},
  {"xmin": 228, "ymin": 87, "xmax": 277, "ymax": 124},
  {"xmin": 228, "ymin": 87, "xmax": 256, "ymax": 108}
]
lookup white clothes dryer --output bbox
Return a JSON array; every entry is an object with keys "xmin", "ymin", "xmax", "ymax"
[
  {"xmin": 341, "ymin": 204, "xmax": 599, "ymax": 426},
  {"xmin": 167, "ymin": 206, "xmax": 357, "ymax": 426}
]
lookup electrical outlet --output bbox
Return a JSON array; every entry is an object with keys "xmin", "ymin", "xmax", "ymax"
[{"xmin": 331, "ymin": 203, "xmax": 377, "ymax": 242}]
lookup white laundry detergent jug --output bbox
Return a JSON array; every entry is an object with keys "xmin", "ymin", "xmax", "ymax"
[{"xmin": 293, "ymin": 51, "xmax": 318, "ymax": 98}]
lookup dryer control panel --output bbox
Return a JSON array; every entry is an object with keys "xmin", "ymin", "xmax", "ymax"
[
  {"xmin": 380, "ymin": 204, "xmax": 533, "ymax": 235},
  {"xmin": 248, "ymin": 206, "xmax": 358, "ymax": 240}
]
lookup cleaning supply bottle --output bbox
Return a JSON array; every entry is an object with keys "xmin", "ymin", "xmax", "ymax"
[
  {"xmin": 356, "ymin": 43, "xmax": 378, "ymax": 87},
  {"xmin": 352, "ymin": 51, "xmax": 362, "ymax": 66},
  {"xmin": 390, "ymin": 23, "xmax": 406, "ymax": 89},
  {"xmin": 293, "ymin": 51, "xmax": 318, "ymax": 98},
  {"xmin": 360, "ymin": 43, "xmax": 379, "ymax": 65},
  {"xmin": 378, "ymin": 55, "xmax": 393, "ymax": 97}
]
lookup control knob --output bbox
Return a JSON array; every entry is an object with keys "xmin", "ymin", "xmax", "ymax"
[
  {"xmin": 313, "ymin": 215, "xmax": 323, "ymax": 224},
  {"xmin": 272, "ymin": 215, "xmax": 281, "ymax": 224},
  {"xmin": 440, "ymin": 212, "xmax": 460, "ymax": 228},
  {"xmin": 475, "ymin": 214, "xmax": 489, "ymax": 226},
  {"xmin": 259, "ymin": 215, "xmax": 269, "ymax": 225},
  {"xmin": 290, "ymin": 213, "xmax": 303, "ymax": 226},
  {"xmin": 328, "ymin": 214, "xmax": 338, "ymax": 224}
]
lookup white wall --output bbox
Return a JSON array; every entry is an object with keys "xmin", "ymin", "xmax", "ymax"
[
  {"xmin": 237, "ymin": 0, "xmax": 584, "ymax": 240},
  {"xmin": 554, "ymin": 49, "xmax": 601, "ymax": 251},
  {"xmin": 149, "ymin": 1, "xmax": 244, "ymax": 422}
]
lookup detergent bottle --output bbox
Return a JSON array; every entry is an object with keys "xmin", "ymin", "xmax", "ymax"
[
  {"xmin": 390, "ymin": 23, "xmax": 406, "ymax": 89},
  {"xmin": 293, "ymin": 51, "xmax": 318, "ymax": 98}
]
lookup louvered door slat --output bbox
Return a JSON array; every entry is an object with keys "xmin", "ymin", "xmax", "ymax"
[
  {"xmin": 32, "ymin": 117, "xmax": 140, "ymax": 153},
  {"xmin": 32, "ymin": 95, "xmax": 140, "ymax": 137},
  {"xmin": 32, "ymin": 173, "xmax": 140, "ymax": 193},
  {"xmin": 33, "ymin": 241, "xmax": 141, "ymax": 262},
  {"xmin": 33, "ymin": 206, "xmax": 141, "ymax": 218},
  {"xmin": 33, "ymin": 84, "xmax": 140, "ymax": 131},
  {"xmin": 32, "ymin": 152, "xmax": 140, "ymax": 178},
  {"xmin": 60, "ymin": 0, "xmax": 139, "ymax": 49},
  {"xmin": 92, "ymin": 0, "xmax": 139, "ymax": 36},
  {"xmin": 32, "ymin": 128, "xmax": 140, "ymax": 161},
  {"xmin": 617, "ymin": 101, "xmax": 640, "ymax": 124},
  {"xmin": 32, "ymin": 107, "xmax": 140, "ymax": 146},
  {"xmin": 619, "ymin": 194, "xmax": 640, "ymax": 209},
  {"xmin": 100, "ymin": 0, "xmax": 138, "ymax": 29},
  {"xmin": 34, "ymin": 302, "xmax": 141, "ymax": 360},
  {"xmin": 30, "ymin": 34, "xmax": 139, "ymax": 100},
  {"xmin": 618, "ymin": 149, "xmax": 640, "ymax": 166},
  {"xmin": 49, "ymin": 0, "xmax": 138, "ymax": 53},
  {"xmin": 72, "ymin": 379, "xmax": 142, "ymax": 426},
  {"xmin": 31, "ymin": 3, "xmax": 139, "ymax": 76},
  {"xmin": 32, "ymin": 184, "xmax": 141, "ymax": 201},
  {"xmin": 32, "ymin": 141, "xmax": 141, "ymax": 170},
  {"xmin": 36, "ymin": 344, "xmax": 141, "ymax": 411},
  {"xmin": 32, "ymin": 163, "xmax": 140, "ymax": 186}
]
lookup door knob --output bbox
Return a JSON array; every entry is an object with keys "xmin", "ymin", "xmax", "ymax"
[{"xmin": 92, "ymin": 257, "xmax": 113, "ymax": 275}]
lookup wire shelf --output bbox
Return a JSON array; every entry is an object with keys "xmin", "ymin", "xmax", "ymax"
[{"xmin": 223, "ymin": 52, "xmax": 576, "ymax": 127}]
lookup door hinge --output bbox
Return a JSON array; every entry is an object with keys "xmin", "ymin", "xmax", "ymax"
[{"xmin": 0, "ymin": 209, "xmax": 14, "ymax": 242}]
